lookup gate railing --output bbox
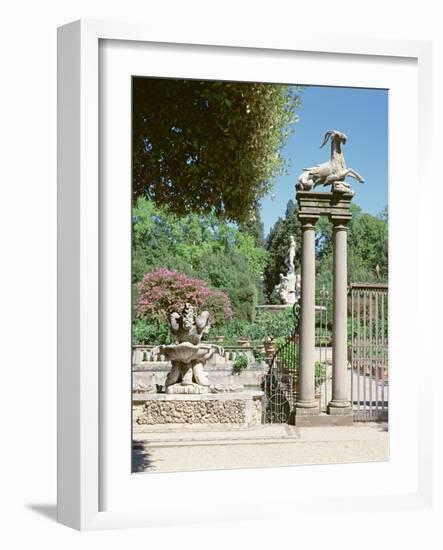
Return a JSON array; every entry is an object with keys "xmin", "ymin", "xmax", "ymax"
[
  {"xmin": 350, "ymin": 283, "xmax": 388, "ymax": 422},
  {"xmin": 315, "ymin": 286, "xmax": 332, "ymax": 413},
  {"xmin": 263, "ymin": 287, "xmax": 332, "ymax": 423},
  {"xmin": 262, "ymin": 304, "xmax": 299, "ymax": 424}
]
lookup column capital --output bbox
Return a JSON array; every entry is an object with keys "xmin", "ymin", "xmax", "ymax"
[
  {"xmin": 331, "ymin": 218, "xmax": 351, "ymax": 230},
  {"xmin": 300, "ymin": 216, "xmax": 318, "ymax": 229}
]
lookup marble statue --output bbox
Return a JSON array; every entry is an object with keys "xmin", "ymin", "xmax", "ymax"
[
  {"xmin": 284, "ymin": 235, "xmax": 296, "ymax": 275},
  {"xmin": 296, "ymin": 130, "xmax": 365, "ymax": 193},
  {"xmin": 274, "ymin": 236, "xmax": 301, "ymax": 305},
  {"xmin": 159, "ymin": 303, "xmax": 242, "ymax": 394}
]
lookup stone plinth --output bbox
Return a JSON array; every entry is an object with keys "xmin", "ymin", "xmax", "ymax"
[
  {"xmin": 133, "ymin": 391, "xmax": 263, "ymax": 431},
  {"xmin": 296, "ymin": 190, "xmax": 354, "ymax": 222}
]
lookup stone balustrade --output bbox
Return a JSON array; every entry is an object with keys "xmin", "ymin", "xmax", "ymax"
[{"xmin": 133, "ymin": 343, "xmax": 256, "ymax": 367}]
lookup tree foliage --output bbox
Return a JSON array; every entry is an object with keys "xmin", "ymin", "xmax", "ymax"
[
  {"xmin": 315, "ymin": 204, "xmax": 388, "ymax": 286},
  {"xmin": 315, "ymin": 204, "xmax": 388, "ymax": 320},
  {"xmin": 133, "ymin": 78, "xmax": 301, "ymax": 223},
  {"xmin": 132, "ymin": 197, "xmax": 268, "ymax": 321}
]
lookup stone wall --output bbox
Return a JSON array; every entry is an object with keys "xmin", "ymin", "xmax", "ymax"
[{"xmin": 134, "ymin": 391, "xmax": 263, "ymax": 431}]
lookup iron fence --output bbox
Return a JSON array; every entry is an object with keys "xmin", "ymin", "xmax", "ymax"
[
  {"xmin": 262, "ymin": 287, "xmax": 332, "ymax": 423},
  {"xmin": 350, "ymin": 283, "xmax": 388, "ymax": 422},
  {"xmin": 262, "ymin": 304, "xmax": 299, "ymax": 423}
]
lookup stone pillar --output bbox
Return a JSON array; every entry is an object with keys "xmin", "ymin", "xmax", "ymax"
[
  {"xmin": 296, "ymin": 190, "xmax": 354, "ymax": 425},
  {"xmin": 296, "ymin": 217, "xmax": 319, "ymax": 415},
  {"xmin": 328, "ymin": 221, "xmax": 352, "ymax": 415}
]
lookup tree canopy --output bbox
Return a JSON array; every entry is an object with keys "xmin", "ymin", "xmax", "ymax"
[
  {"xmin": 133, "ymin": 78, "xmax": 301, "ymax": 223},
  {"xmin": 132, "ymin": 197, "xmax": 388, "ymax": 344},
  {"xmin": 132, "ymin": 197, "xmax": 268, "ymax": 322},
  {"xmin": 315, "ymin": 204, "xmax": 388, "ymax": 311}
]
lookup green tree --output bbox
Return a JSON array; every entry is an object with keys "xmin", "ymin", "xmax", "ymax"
[
  {"xmin": 238, "ymin": 205, "xmax": 265, "ymax": 247},
  {"xmin": 315, "ymin": 203, "xmax": 389, "ymax": 311},
  {"xmin": 132, "ymin": 197, "xmax": 267, "ymax": 321},
  {"xmin": 133, "ymin": 78, "xmax": 301, "ymax": 223}
]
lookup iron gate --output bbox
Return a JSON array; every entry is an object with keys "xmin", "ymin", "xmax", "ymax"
[
  {"xmin": 262, "ymin": 305, "xmax": 299, "ymax": 423},
  {"xmin": 263, "ymin": 288, "xmax": 332, "ymax": 424},
  {"xmin": 350, "ymin": 283, "xmax": 388, "ymax": 422}
]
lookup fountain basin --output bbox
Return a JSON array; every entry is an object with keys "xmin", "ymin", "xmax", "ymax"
[{"xmin": 159, "ymin": 342, "xmax": 217, "ymax": 363}]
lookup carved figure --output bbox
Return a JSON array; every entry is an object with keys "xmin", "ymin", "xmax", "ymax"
[
  {"xmin": 275, "ymin": 273, "xmax": 291, "ymax": 303},
  {"xmin": 274, "ymin": 236, "xmax": 301, "ymax": 305},
  {"xmin": 169, "ymin": 303, "xmax": 210, "ymax": 345},
  {"xmin": 284, "ymin": 235, "xmax": 296, "ymax": 275},
  {"xmin": 159, "ymin": 303, "xmax": 228, "ymax": 394},
  {"xmin": 296, "ymin": 130, "xmax": 365, "ymax": 193}
]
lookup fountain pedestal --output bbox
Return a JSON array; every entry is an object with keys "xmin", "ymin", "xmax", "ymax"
[
  {"xmin": 134, "ymin": 303, "xmax": 262, "ymax": 430},
  {"xmin": 134, "ymin": 391, "xmax": 263, "ymax": 431}
]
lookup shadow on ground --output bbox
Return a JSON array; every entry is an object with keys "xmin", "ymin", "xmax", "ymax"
[
  {"xmin": 132, "ymin": 444, "xmax": 158, "ymax": 473},
  {"xmin": 26, "ymin": 504, "xmax": 57, "ymax": 522},
  {"xmin": 374, "ymin": 423, "xmax": 389, "ymax": 432}
]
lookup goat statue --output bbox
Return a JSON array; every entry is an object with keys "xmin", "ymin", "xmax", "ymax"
[{"xmin": 296, "ymin": 130, "xmax": 365, "ymax": 194}]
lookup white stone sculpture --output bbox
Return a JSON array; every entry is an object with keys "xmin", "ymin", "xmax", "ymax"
[
  {"xmin": 274, "ymin": 236, "xmax": 301, "ymax": 305},
  {"xmin": 159, "ymin": 303, "xmax": 243, "ymax": 394},
  {"xmin": 159, "ymin": 304, "xmax": 216, "ymax": 393},
  {"xmin": 296, "ymin": 130, "xmax": 365, "ymax": 193},
  {"xmin": 284, "ymin": 235, "xmax": 296, "ymax": 274}
]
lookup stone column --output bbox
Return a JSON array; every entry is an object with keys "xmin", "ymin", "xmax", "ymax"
[
  {"xmin": 296, "ymin": 217, "xmax": 319, "ymax": 415},
  {"xmin": 328, "ymin": 221, "xmax": 352, "ymax": 415}
]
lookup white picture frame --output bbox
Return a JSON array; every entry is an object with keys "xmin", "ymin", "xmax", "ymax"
[{"xmin": 57, "ymin": 19, "xmax": 433, "ymax": 531}]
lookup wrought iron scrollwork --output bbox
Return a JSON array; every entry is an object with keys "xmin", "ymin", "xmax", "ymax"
[{"xmin": 262, "ymin": 307, "xmax": 299, "ymax": 424}]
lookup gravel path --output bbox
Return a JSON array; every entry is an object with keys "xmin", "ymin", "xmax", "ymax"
[{"xmin": 133, "ymin": 423, "xmax": 389, "ymax": 473}]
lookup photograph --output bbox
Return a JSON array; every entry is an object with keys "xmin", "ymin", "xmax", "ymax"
[{"xmin": 130, "ymin": 77, "xmax": 389, "ymax": 473}]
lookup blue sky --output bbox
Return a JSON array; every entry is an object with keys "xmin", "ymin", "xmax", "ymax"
[{"xmin": 260, "ymin": 85, "xmax": 388, "ymax": 236}]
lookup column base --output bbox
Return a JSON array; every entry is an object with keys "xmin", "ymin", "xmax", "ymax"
[
  {"xmin": 295, "ymin": 403, "xmax": 320, "ymax": 415},
  {"xmin": 294, "ymin": 412, "xmax": 353, "ymax": 427},
  {"xmin": 295, "ymin": 399, "xmax": 318, "ymax": 414},
  {"xmin": 327, "ymin": 400, "xmax": 353, "ymax": 416}
]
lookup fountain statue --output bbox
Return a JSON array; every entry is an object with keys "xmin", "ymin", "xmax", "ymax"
[
  {"xmin": 274, "ymin": 235, "xmax": 301, "ymax": 305},
  {"xmin": 159, "ymin": 303, "xmax": 241, "ymax": 394}
]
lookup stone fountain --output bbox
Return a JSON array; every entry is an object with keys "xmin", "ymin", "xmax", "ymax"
[
  {"xmin": 134, "ymin": 303, "xmax": 264, "ymax": 430},
  {"xmin": 159, "ymin": 303, "xmax": 223, "ymax": 394},
  {"xmin": 256, "ymin": 235, "xmax": 301, "ymax": 316},
  {"xmin": 274, "ymin": 235, "xmax": 301, "ymax": 306}
]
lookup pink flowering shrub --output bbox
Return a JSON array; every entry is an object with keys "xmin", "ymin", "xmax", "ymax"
[{"xmin": 135, "ymin": 268, "xmax": 233, "ymax": 326}]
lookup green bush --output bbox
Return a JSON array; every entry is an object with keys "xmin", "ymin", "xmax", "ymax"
[
  {"xmin": 227, "ymin": 278, "xmax": 258, "ymax": 323},
  {"xmin": 213, "ymin": 308, "xmax": 298, "ymax": 346},
  {"xmin": 256, "ymin": 309, "xmax": 298, "ymax": 341},
  {"xmin": 251, "ymin": 345, "xmax": 266, "ymax": 363},
  {"xmin": 233, "ymin": 352, "xmax": 248, "ymax": 374},
  {"xmin": 132, "ymin": 318, "xmax": 170, "ymax": 345}
]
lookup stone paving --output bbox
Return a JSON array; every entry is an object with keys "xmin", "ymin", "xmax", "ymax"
[{"xmin": 132, "ymin": 422, "xmax": 389, "ymax": 473}]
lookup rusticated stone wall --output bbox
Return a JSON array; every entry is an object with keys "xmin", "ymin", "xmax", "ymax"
[
  {"xmin": 133, "ymin": 391, "xmax": 263, "ymax": 430},
  {"xmin": 137, "ymin": 399, "xmax": 246, "ymax": 425}
]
